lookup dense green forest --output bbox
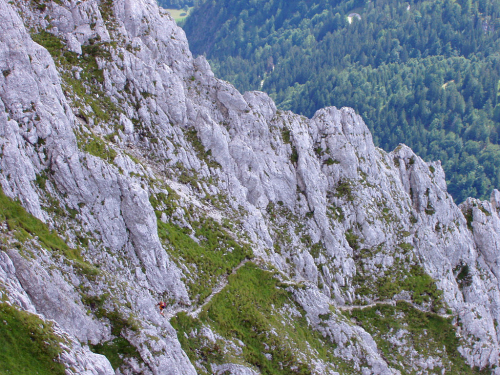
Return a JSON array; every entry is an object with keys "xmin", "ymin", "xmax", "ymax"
[{"xmin": 183, "ymin": 0, "xmax": 500, "ymax": 203}]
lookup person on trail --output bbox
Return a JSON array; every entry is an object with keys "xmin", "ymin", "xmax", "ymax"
[{"xmin": 157, "ymin": 301, "xmax": 166, "ymax": 315}]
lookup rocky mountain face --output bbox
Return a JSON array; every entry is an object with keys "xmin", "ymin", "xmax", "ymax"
[{"xmin": 1, "ymin": 0, "xmax": 500, "ymax": 374}]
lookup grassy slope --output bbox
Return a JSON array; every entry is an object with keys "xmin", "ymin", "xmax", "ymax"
[
  {"xmin": 0, "ymin": 187, "xmax": 69, "ymax": 254},
  {"xmin": 172, "ymin": 262, "xmax": 485, "ymax": 374},
  {"xmin": 0, "ymin": 303, "xmax": 65, "ymax": 375},
  {"xmin": 172, "ymin": 262, "xmax": 354, "ymax": 375},
  {"xmin": 0, "ymin": 186, "xmax": 101, "ymax": 278},
  {"xmin": 150, "ymin": 188, "xmax": 253, "ymax": 304},
  {"xmin": 0, "ymin": 188, "xmax": 139, "ymax": 371},
  {"xmin": 349, "ymin": 302, "xmax": 489, "ymax": 374}
]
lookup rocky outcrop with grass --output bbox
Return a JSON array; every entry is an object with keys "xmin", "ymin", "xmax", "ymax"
[{"xmin": 1, "ymin": 0, "xmax": 500, "ymax": 373}]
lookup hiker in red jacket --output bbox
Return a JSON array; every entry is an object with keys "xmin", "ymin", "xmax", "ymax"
[{"xmin": 157, "ymin": 301, "xmax": 166, "ymax": 315}]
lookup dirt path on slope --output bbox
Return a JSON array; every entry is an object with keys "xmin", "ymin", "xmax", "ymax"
[
  {"xmin": 164, "ymin": 258, "xmax": 454, "ymax": 322},
  {"xmin": 338, "ymin": 299, "xmax": 454, "ymax": 319},
  {"xmin": 164, "ymin": 259, "xmax": 250, "ymax": 321}
]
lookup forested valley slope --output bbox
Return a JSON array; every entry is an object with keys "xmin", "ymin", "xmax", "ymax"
[{"xmin": 183, "ymin": 0, "xmax": 500, "ymax": 203}]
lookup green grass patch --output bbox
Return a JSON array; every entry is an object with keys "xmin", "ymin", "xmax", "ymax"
[
  {"xmin": 184, "ymin": 128, "xmax": 220, "ymax": 169},
  {"xmin": 90, "ymin": 337, "xmax": 141, "ymax": 370},
  {"xmin": 31, "ymin": 30, "xmax": 64, "ymax": 56},
  {"xmin": 345, "ymin": 229, "xmax": 359, "ymax": 251},
  {"xmin": 403, "ymin": 266, "xmax": 443, "ymax": 306},
  {"xmin": 376, "ymin": 265, "xmax": 443, "ymax": 308},
  {"xmin": 324, "ymin": 157, "xmax": 339, "ymax": 165},
  {"xmin": 98, "ymin": 0, "xmax": 115, "ymax": 22},
  {"xmin": 0, "ymin": 303, "xmax": 65, "ymax": 375},
  {"xmin": 64, "ymin": 71, "xmax": 119, "ymax": 124},
  {"xmin": 334, "ymin": 179, "xmax": 354, "ymax": 201},
  {"xmin": 281, "ymin": 128, "xmax": 291, "ymax": 144},
  {"xmin": 425, "ymin": 201, "xmax": 436, "ymax": 215},
  {"xmin": 32, "ymin": 31, "xmax": 110, "ymax": 86},
  {"xmin": 327, "ymin": 204, "xmax": 344, "ymax": 222},
  {"xmin": 157, "ymin": 218, "xmax": 252, "ymax": 304},
  {"xmin": 150, "ymin": 188, "xmax": 252, "ymax": 304},
  {"xmin": 0, "ymin": 186, "xmax": 99, "ymax": 277},
  {"xmin": 290, "ymin": 146, "xmax": 299, "ymax": 163},
  {"xmin": 170, "ymin": 312, "xmax": 224, "ymax": 366},
  {"xmin": 149, "ymin": 189, "xmax": 179, "ymax": 217},
  {"xmin": 309, "ymin": 241, "xmax": 326, "ymax": 259},
  {"xmin": 349, "ymin": 301, "xmax": 487, "ymax": 374},
  {"xmin": 81, "ymin": 134, "xmax": 117, "ymax": 161},
  {"xmin": 0, "ymin": 187, "xmax": 68, "ymax": 253},
  {"xmin": 165, "ymin": 7, "xmax": 194, "ymax": 23},
  {"xmin": 454, "ymin": 262, "xmax": 473, "ymax": 289},
  {"xmin": 172, "ymin": 262, "xmax": 354, "ymax": 374},
  {"xmin": 353, "ymin": 250, "xmax": 443, "ymax": 310},
  {"xmin": 81, "ymin": 294, "xmax": 140, "ymax": 336},
  {"xmin": 31, "ymin": 31, "xmax": 120, "ymax": 126},
  {"xmin": 464, "ymin": 207, "xmax": 474, "ymax": 231},
  {"xmin": 80, "ymin": 43, "xmax": 111, "ymax": 84},
  {"xmin": 84, "ymin": 294, "xmax": 142, "ymax": 371}
]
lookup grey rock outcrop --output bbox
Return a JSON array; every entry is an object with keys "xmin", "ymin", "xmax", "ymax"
[{"xmin": 0, "ymin": 0, "xmax": 500, "ymax": 373}]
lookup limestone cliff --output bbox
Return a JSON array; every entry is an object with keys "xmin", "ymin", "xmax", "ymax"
[{"xmin": 0, "ymin": 0, "xmax": 500, "ymax": 373}]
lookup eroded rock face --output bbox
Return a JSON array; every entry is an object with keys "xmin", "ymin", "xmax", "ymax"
[{"xmin": 0, "ymin": 0, "xmax": 500, "ymax": 373}]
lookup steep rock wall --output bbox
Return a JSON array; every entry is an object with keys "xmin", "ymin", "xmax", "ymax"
[{"xmin": 0, "ymin": 0, "xmax": 499, "ymax": 373}]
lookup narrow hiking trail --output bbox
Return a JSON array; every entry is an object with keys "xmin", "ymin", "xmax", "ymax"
[
  {"xmin": 338, "ymin": 299, "xmax": 455, "ymax": 319},
  {"xmin": 268, "ymin": 266, "xmax": 456, "ymax": 320},
  {"xmin": 164, "ymin": 259, "xmax": 249, "ymax": 321},
  {"xmin": 190, "ymin": 259, "xmax": 249, "ymax": 318},
  {"xmin": 163, "ymin": 258, "xmax": 454, "ymax": 322},
  {"xmin": 338, "ymin": 300, "xmax": 398, "ymax": 312}
]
